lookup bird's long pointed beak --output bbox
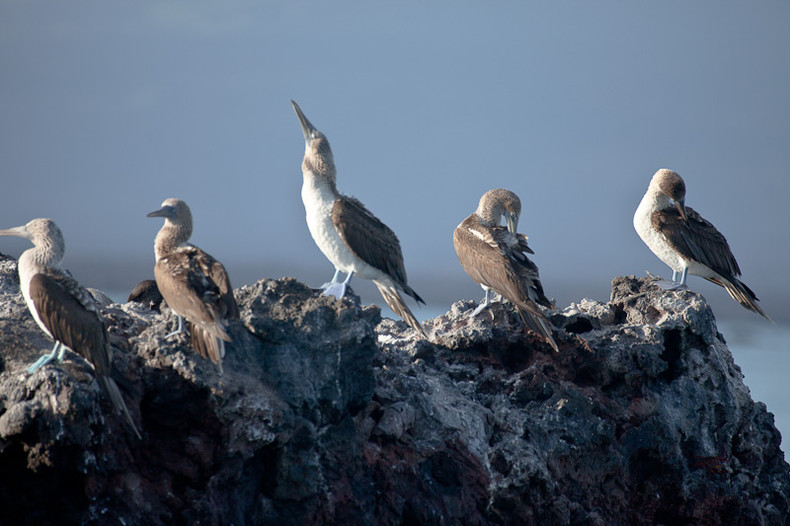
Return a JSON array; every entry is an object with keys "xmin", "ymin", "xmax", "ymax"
[
  {"xmin": 674, "ymin": 199, "xmax": 687, "ymax": 221},
  {"xmin": 291, "ymin": 100, "xmax": 315, "ymax": 143},
  {"xmin": 147, "ymin": 205, "xmax": 175, "ymax": 219},
  {"xmin": 0, "ymin": 225, "xmax": 30, "ymax": 239},
  {"xmin": 505, "ymin": 213, "xmax": 519, "ymax": 235}
]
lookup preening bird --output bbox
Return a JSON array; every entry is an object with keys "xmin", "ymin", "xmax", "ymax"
[
  {"xmin": 633, "ymin": 168, "xmax": 769, "ymax": 320},
  {"xmin": 454, "ymin": 189, "xmax": 558, "ymax": 351}
]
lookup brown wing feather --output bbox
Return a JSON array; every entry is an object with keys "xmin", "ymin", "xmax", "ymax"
[
  {"xmin": 30, "ymin": 273, "xmax": 141, "ymax": 437},
  {"xmin": 453, "ymin": 218, "xmax": 532, "ymax": 311},
  {"xmin": 493, "ymin": 228, "xmax": 554, "ymax": 309},
  {"xmin": 332, "ymin": 196, "xmax": 409, "ymax": 288},
  {"xmin": 454, "ymin": 217, "xmax": 557, "ymax": 351},
  {"xmin": 154, "ymin": 246, "xmax": 235, "ymax": 339},
  {"xmin": 200, "ymin": 252, "xmax": 239, "ymax": 320},
  {"xmin": 652, "ymin": 206, "xmax": 741, "ymax": 279},
  {"xmin": 29, "ymin": 272, "xmax": 111, "ymax": 374}
]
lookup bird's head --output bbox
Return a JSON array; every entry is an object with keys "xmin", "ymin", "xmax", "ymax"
[
  {"xmin": 478, "ymin": 188, "xmax": 522, "ymax": 232},
  {"xmin": 291, "ymin": 100, "xmax": 336, "ymax": 179},
  {"xmin": 652, "ymin": 169, "xmax": 687, "ymax": 221},
  {"xmin": 0, "ymin": 218, "xmax": 63, "ymax": 249}
]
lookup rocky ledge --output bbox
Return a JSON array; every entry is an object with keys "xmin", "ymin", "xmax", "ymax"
[{"xmin": 0, "ymin": 254, "xmax": 787, "ymax": 525}]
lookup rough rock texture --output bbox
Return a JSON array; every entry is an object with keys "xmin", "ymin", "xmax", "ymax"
[{"xmin": 0, "ymin": 252, "xmax": 788, "ymax": 525}]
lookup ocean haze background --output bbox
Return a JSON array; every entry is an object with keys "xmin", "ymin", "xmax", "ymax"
[{"xmin": 1, "ymin": 3, "xmax": 788, "ymax": 448}]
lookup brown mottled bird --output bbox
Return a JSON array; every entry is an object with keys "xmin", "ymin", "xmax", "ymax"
[
  {"xmin": 454, "ymin": 189, "xmax": 558, "ymax": 351},
  {"xmin": 634, "ymin": 168, "xmax": 769, "ymax": 320},
  {"xmin": 127, "ymin": 279, "xmax": 163, "ymax": 311},
  {"xmin": 148, "ymin": 198, "xmax": 240, "ymax": 373},
  {"xmin": 0, "ymin": 218, "xmax": 141, "ymax": 438},
  {"xmin": 291, "ymin": 100, "xmax": 426, "ymax": 337}
]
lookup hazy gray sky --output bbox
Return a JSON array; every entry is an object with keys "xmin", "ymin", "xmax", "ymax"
[{"xmin": 1, "ymin": 1, "xmax": 788, "ymax": 321}]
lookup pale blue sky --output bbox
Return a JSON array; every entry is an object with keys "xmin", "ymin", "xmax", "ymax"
[{"xmin": 1, "ymin": 1, "xmax": 788, "ymax": 321}]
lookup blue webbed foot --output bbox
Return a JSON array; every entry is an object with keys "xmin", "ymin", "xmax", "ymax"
[
  {"xmin": 27, "ymin": 342, "xmax": 63, "ymax": 374},
  {"xmin": 321, "ymin": 270, "xmax": 354, "ymax": 299},
  {"xmin": 321, "ymin": 282, "xmax": 349, "ymax": 299}
]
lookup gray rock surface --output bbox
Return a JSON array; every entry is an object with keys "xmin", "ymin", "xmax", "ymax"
[{"xmin": 0, "ymin": 252, "xmax": 787, "ymax": 525}]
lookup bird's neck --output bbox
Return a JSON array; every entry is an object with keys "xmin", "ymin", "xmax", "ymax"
[
  {"xmin": 154, "ymin": 223, "xmax": 190, "ymax": 260},
  {"xmin": 475, "ymin": 201, "xmax": 503, "ymax": 227},
  {"xmin": 302, "ymin": 170, "xmax": 339, "ymax": 203},
  {"xmin": 638, "ymin": 186, "xmax": 671, "ymax": 214},
  {"xmin": 20, "ymin": 243, "xmax": 62, "ymax": 273}
]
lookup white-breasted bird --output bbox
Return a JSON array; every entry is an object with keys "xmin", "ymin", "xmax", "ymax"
[
  {"xmin": 291, "ymin": 100, "xmax": 426, "ymax": 337},
  {"xmin": 0, "ymin": 218, "xmax": 141, "ymax": 438},
  {"xmin": 633, "ymin": 168, "xmax": 769, "ymax": 320}
]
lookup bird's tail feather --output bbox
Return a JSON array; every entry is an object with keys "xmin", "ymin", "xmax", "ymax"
[
  {"xmin": 191, "ymin": 325, "xmax": 226, "ymax": 374},
  {"xmin": 711, "ymin": 277, "xmax": 772, "ymax": 322},
  {"xmin": 375, "ymin": 282, "xmax": 428, "ymax": 339},
  {"xmin": 515, "ymin": 302, "xmax": 559, "ymax": 352},
  {"xmin": 100, "ymin": 375, "xmax": 142, "ymax": 439},
  {"xmin": 401, "ymin": 283, "xmax": 426, "ymax": 305}
]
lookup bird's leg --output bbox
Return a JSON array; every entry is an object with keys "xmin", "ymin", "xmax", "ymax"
[
  {"xmin": 27, "ymin": 341, "xmax": 63, "ymax": 374},
  {"xmin": 322, "ymin": 271, "xmax": 354, "ymax": 299},
  {"xmin": 658, "ymin": 267, "xmax": 689, "ymax": 290},
  {"xmin": 677, "ymin": 267, "xmax": 688, "ymax": 287},
  {"xmin": 165, "ymin": 315, "xmax": 190, "ymax": 339},
  {"xmin": 472, "ymin": 289, "xmax": 494, "ymax": 316},
  {"xmin": 319, "ymin": 269, "xmax": 342, "ymax": 290}
]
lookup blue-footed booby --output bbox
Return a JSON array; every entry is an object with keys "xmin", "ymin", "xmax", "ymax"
[
  {"xmin": 148, "ymin": 198, "xmax": 240, "ymax": 373},
  {"xmin": 291, "ymin": 100, "xmax": 427, "ymax": 338},
  {"xmin": 128, "ymin": 279, "xmax": 163, "ymax": 312},
  {"xmin": 454, "ymin": 189, "xmax": 558, "ymax": 352},
  {"xmin": 633, "ymin": 169, "xmax": 770, "ymax": 320},
  {"xmin": 0, "ymin": 218, "xmax": 141, "ymax": 438}
]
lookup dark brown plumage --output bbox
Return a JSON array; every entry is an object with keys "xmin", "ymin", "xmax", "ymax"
[
  {"xmin": 148, "ymin": 198, "xmax": 240, "ymax": 373},
  {"xmin": 332, "ymin": 196, "xmax": 425, "ymax": 305},
  {"xmin": 153, "ymin": 246, "xmax": 239, "ymax": 366},
  {"xmin": 29, "ymin": 271, "xmax": 140, "ymax": 438},
  {"xmin": 454, "ymin": 190, "xmax": 558, "ymax": 351},
  {"xmin": 652, "ymin": 206, "xmax": 766, "ymax": 318},
  {"xmin": 128, "ymin": 279, "xmax": 164, "ymax": 311}
]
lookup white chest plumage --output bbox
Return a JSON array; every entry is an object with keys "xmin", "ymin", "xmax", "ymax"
[
  {"xmin": 17, "ymin": 251, "xmax": 53, "ymax": 339},
  {"xmin": 301, "ymin": 176, "xmax": 360, "ymax": 274},
  {"xmin": 633, "ymin": 195, "xmax": 686, "ymax": 272}
]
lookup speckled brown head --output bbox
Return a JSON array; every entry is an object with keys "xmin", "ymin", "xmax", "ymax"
[
  {"xmin": 292, "ymin": 100, "xmax": 336, "ymax": 182},
  {"xmin": 651, "ymin": 169, "xmax": 687, "ymax": 220},
  {"xmin": 476, "ymin": 188, "xmax": 522, "ymax": 233},
  {"xmin": 0, "ymin": 218, "xmax": 65, "ymax": 261},
  {"xmin": 147, "ymin": 198, "xmax": 194, "ymax": 258}
]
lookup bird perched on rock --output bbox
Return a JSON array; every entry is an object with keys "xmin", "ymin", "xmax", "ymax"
[
  {"xmin": 0, "ymin": 218, "xmax": 141, "ymax": 438},
  {"xmin": 454, "ymin": 189, "xmax": 558, "ymax": 352},
  {"xmin": 128, "ymin": 279, "xmax": 163, "ymax": 312},
  {"xmin": 291, "ymin": 100, "xmax": 426, "ymax": 337},
  {"xmin": 148, "ymin": 198, "xmax": 240, "ymax": 373},
  {"xmin": 633, "ymin": 168, "xmax": 769, "ymax": 320}
]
